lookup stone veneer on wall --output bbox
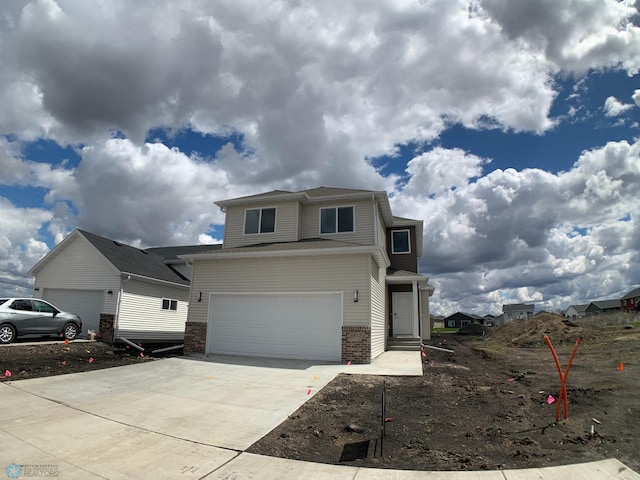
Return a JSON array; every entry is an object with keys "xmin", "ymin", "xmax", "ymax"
[
  {"xmin": 341, "ymin": 326, "xmax": 371, "ymax": 364},
  {"xmin": 99, "ymin": 314, "xmax": 115, "ymax": 344},
  {"xmin": 184, "ymin": 322, "xmax": 207, "ymax": 354}
]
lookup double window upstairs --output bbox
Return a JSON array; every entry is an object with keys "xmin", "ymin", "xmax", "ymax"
[
  {"xmin": 320, "ymin": 206, "xmax": 354, "ymax": 234},
  {"xmin": 244, "ymin": 207, "xmax": 276, "ymax": 234}
]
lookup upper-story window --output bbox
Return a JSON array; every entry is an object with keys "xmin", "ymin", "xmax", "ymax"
[
  {"xmin": 244, "ymin": 207, "xmax": 276, "ymax": 234},
  {"xmin": 391, "ymin": 230, "xmax": 411, "ymax": 254},
  {"xmin": 320, "ymin": 206, "xmax": 354, "ymax": 234}
]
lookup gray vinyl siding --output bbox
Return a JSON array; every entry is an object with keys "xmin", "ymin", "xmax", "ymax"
[
  {"xmin": 116, "ymin": 279, "xmax": 189, "ymax": 341},
  {"xmin": 188, "ymin": 254, "xmax": 371, "ymax": 327},
  {"xmin": 32, "ymin": 235, "xmax": 120, "ymax": 314},
  {"xmin": 301, "ymin": 200, "xmax": 375, "ymax": 245},
  {"xmin": 223, "ymin": 201, "xmax": 300, "ymax": 248},
  {"xmin": 370, "ymin": 257, "xmax": 386, "ymax": 358}
]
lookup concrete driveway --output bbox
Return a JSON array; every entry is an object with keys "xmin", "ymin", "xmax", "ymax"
[{"xmin": 0, "ymin": 355, "xmax": 346, "ymax": 479}]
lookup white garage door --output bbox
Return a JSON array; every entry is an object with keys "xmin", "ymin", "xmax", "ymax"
[
  {"xmin": 42, "ymin": 289, "xmax": 104, "ymax": 335},
  {"xmin": 207, "ymin": 293, "xmax": 342, "ymax": 361}
]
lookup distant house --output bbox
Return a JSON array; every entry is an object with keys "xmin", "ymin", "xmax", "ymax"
[
  {"xmin": 443, "ymin": 312, "xmax": 484, "ymax": 329},
  {"xmin": 621, "ymin": 287, "xmax": 640, "ymax": 312},
  {"xmin": 565, "ymin": 304, "xmax": 589, "ymax": 318},
  {"xmin": 585, "ymin": 299, "xmax": 621, "ymax": 316},
  {"xmin": 491, "ymin": 313, "xmax": 505, "ymax": 327},
  {"xmin": 29, "ymin": 229, "xmax": 220, "ymax": 342},
  {"xmin": 502, "ymin": 303, "xmax": 534, "ymax": 323}
]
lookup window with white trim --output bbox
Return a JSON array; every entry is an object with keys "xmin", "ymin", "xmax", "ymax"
[
  {"xmin": 391, "ymin": 229, "xmax": 411, "ymax": 254},
  {"xmin": 447, "ymin": 320, "xmax": 455, "ymax": 327},
  {"xmin": 162, "ymin": 298, "xmax": 178, "ymax": 311},
  {"xmin": 320, "ymin": 206, "xmax": 354, "ymax": 234},
  {"xmin": 244, "ymin": 207, "xmax": 276, "ymax": 234}
]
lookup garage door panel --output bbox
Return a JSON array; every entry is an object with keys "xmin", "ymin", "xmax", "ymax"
[
  {"xmin": 42, "ymin": 289, "xmax": 103, "ymax": 335},
  {"xmin": 207, "ymin": 293, "xmax": 342, "ymax": 361}
]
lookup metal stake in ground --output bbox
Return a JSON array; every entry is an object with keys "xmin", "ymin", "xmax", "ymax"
[
  {"xmin": 380, "ymin": 380, "xmax": 386, "ymax": 457},
  {"xmin": 543, "ymin": 335, "xmax": 581, "ymax": 423}
]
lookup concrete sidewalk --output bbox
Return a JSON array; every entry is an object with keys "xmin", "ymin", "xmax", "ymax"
[{"xmin": 203, "ymin": 453, "xmax": 639, "ymax": 479}]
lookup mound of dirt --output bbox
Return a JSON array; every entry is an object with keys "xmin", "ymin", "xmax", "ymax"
[{"xmin": 483, "ymin": 313, "xmax": 600, "ymax": 347}]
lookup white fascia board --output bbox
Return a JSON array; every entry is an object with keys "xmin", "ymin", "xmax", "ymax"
[
  {"xmin": 182, "ymin": 245, "xmax": 390, "ymax": 265},
  {"xmin": 215, "ymin": 192, "xmax": 306, "ymax": 208},
  {"xmin": 386, "ymin": 274, "xmax": 429, "ymax": 284},
  {"xmin": 120, "ymin": 272, "xmax": 190, "ymax": 289}
]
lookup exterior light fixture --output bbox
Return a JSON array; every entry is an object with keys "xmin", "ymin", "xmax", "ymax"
[
  {"xmin": 107, "ymin": 290, "xmax": 113, "ymax": 295},
  {"xmin": 198, "ymin": 291, "xmax": 202, "ymax": 302},
  {"xmin": 353, "ymin": 290, "xmax": 359, "ymax": 302}
]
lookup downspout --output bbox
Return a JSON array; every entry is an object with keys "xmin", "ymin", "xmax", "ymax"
[
  {"xmin": 412, "ymin": 279, "xmax": 419, "ymax": 337},
  {"xmin": 113, "ymin": 275, "xmax": 131, "ymax": 339}
]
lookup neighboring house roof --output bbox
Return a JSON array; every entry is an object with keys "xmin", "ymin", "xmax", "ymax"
[
  {"xmin": 78, "ymin": 230, "xmax": 191, "ymax": 285},
  {"xmin": 588, "ymin": 299, "xmax": 621, "ymax": 310},
  {"xmin": 30, "ymin": 229, "xmax": 218, "ymax": 287},
  {"xmin": 503, "ymin": 303, "xmax": 534, "ymax": 312},
  {"xmin": 621, "ymin": 287, "xmax": 640, "ymax": 300},
  {"xmin": 566, "ymin": 304, "xmax": 589, "ymax": 314},
  {"xmin": 443, "ymin": 312, "xmax": 483, "ymax": 322}
]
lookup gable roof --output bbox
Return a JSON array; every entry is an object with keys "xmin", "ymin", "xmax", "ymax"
[
  {"xmin": 30, "ymin": 229, "xmax": 218, "ymax": 286},
  {"xmin": 621, "ymin": 287, "xmax": 640, "ymax": 300},
  {"xmin": 587, "ymin": 299, "xmax": 620, "ymax": 310},
  {"xmin": 566, "ymin": 304, "xmax": 589, "ymax": 313},
  {"xmin": 77, "ymin": 230, "xmax": 190, "ymax": 285}
]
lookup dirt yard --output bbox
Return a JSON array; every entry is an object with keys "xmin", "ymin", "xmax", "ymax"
[
  {"xmin": 0, "ymin": 339, "xmax": 158, "ymax": 380},
  {"xmin": 249, "ymin": 314, "xmax": 640, "ymax": 472}
]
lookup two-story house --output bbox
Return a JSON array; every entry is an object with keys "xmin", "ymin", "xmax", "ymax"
[
  {"xmin": 502, "ymin": 303, "xmax": 535, "ymax": 323},
  {"xmin": 181, "ymin": 187, "xmax": 434, "ymax": 363}
]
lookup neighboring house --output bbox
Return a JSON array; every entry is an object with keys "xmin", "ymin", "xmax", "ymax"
[
  {"xmin": 502, "ymin": 303, "xmax": 534, "ymax": 323},
  {"xmin": 491, "ymin": 313, "xmax": 505, "ymax": 327},
  {"xmin": 585, "ymin": 299, "xmax": 621, "ymax": 316},
  {"xmin": 565, "ymin": 304, "xmax": 589, "ymax": 318},
  {"xmin": 443, "ymin": 312, "xmax": 484, "ymax": 329},
  {"xmin": 620, "ymin": 287, "xmax": 640, "ymax": 312},
  {"xmin": 431, "ymin": 315, "xmax": 445, "ymax": 329},
  {"xmin": 181, "ymin": 187, "xmax": 435, "ymax": 363},
  {"xmin": 29, "ymin": 229, "xmax": 220, "ymax": 342}
]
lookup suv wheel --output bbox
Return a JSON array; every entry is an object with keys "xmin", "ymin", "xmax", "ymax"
[
  {"xmin": 0, "ymin": 324, "xmax": 16, "ymax": 344},
  {"xmin": 63, "ymin": 323, "xmax": 79, "ymax": 341}
]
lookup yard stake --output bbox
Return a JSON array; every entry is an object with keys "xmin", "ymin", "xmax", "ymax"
[{"xmin": 543, "ymin": 335, "xmax": 581, "ymax": 422}]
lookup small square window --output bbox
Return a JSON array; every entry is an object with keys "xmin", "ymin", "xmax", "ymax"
[
  {"xmin": 162, "ymin": 299, "xmax": 178, "ymax": 311},
  {"xmin": 392, "ymin": 230, "xmax": 410, "ymax": 254},
  {"xmin": 244, "ymin": 207, "xmax": 276, "ymax": 234}
]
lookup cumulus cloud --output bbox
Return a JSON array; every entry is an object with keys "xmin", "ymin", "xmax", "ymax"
[
  {"xmin": 0, "ymin": 0, "xmax": 639, "ymax": 309},
  {"xmin": 603, "ymin": 96, "xmax": 634, "ymax": 117},
  {"xmin": 0, "ymin": 197, "xmax": 51, "ymax": 295},
  {"xmin": 481, "ymin": 0, "xmax": 640, "ymax": 74},
  {"xmin": 393, "ymin": 139, "xmax": 640, "ymax": 315}
]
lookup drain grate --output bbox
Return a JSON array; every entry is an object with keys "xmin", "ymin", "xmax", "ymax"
[{"xmin": 339, "ymin": 440, "xmax": 371, "ymax": 462}]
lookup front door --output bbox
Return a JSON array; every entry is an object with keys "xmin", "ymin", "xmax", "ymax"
[{"xmin": 392, "ymin": 292, "xmax": 414, "ymax": 336}]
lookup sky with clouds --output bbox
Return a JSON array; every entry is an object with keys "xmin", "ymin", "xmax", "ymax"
[{"xmin": 0, "ymin": 0, "xmax": 639, "ymax": 315}]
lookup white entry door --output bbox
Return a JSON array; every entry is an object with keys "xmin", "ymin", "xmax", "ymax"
[{"xmin": 392, "ymin": 292, "xmax": 414, "ymax": 336}]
